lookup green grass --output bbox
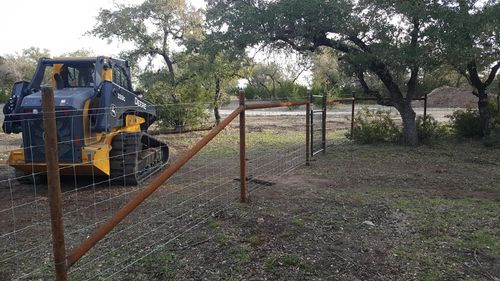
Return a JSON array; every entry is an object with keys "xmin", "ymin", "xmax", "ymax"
[
  {"xmin": 282, "ymin": 254, "xmax": 302, "ymax": 267},
  {"xmin": 320, "ymin": 185, "xmax": 499, "ymax": 279},
  {"xmin": 394, "ymin": 197, "xmax": 500, "ymax": 257},
  {"xmin": 247, "ymin": 235, "xmax": 264, "ymax": 247},
  {"xmin": 173, "ymin": 128, "xmax": 306, "ymax": 159},
  {"xmin": 299, "ymin": 140, "xmax": 500, "ymax": 279},
  {"xmin": 128, "ymin": 253, "xmax": 178, "ymax": 280},
  {"xmin": 263, "ymin": 254, "xmax": 305, "ymax": 274},
  {"xmin": 291, "ymin": 216, "xmax": 304, "ymax": 227},
  {"xmin": 207, "ymin": 217, "xmax": 220, "ymax": 229},
  {"xmin": 231, "ymin": 245, "xmax": 252, "ymax": 264}
]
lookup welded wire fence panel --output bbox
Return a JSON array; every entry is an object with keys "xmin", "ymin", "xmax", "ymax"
[
  {"xmin": 324, "ymin": 102, "xmax": 352, "ymax": 147},
  {"xmin": 67, "ymin": 131, "xmax": 240, "ymax": 279},
  {"xmin": 243, "ymin": 105, "xmax": 307, "ymax": 196},
  {"xmin": 0, "ymin": 102, "xmax": 218, "ymax": 279},
  {"xmin": 0, "ymin": 111, "xmax": 55, "ymax": 280},
  {"xmin": 311, "ymin": 109, "xmax": 324, "ymax": 156},
  {"xmin": 0, "ymin": 100, "xmax": 309, "ymax": 279}
]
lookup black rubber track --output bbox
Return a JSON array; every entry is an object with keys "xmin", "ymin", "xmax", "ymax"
[{"xmin": 109, "ymin": 132, "xmax": 168, "ymax": 185}]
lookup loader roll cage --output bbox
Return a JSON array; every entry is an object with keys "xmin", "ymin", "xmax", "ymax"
[{"xmin": 29, "ymin": 57, "xmax": 132, "ymax": 92}]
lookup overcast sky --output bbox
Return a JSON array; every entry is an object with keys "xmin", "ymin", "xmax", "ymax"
[
  {"xmin": 0, "ymin": 0, "xmax": 205, "ymax": 56},
  {"xmin": 0, "ymin": 0, "xmax": 310, "ymax": 85}
]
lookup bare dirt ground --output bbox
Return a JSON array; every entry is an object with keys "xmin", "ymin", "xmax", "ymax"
[
  {"xmin": 115, "ymin": 140, "xmax": 499, "ymax": 281},
  {"xmin": 0, "ymin": 114, "xmax": 498, "ymax": 280}
]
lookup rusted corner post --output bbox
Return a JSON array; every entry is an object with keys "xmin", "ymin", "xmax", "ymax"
[
  {"xmin": 322, "ymin": 95, "xmax": 327, "ymax": 154},
  {"xmin": 41, "ymin": 87, "xmax": 68, "ymax": 281},
  {"xmin": 351, "ymin": 94, "xmax": 355, "ymax": 138},
  {"xmin": 239, "ymin": 90, "xmax": 247, "ymax": 203},
  {"xmin": 305, "ymin": 91, "xmax": 311, "ymax": 166},
  {"xmin": 423, "ymin": 92, "xmax": 428, "ymax": 129},
  {"xmin": 423, "ymin": 93, "xmax": 428, "ymax": 120}
]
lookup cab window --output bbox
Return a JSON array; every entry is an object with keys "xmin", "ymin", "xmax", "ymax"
[
  {"xmin": 112, "ymin": 66, "xmax": 131, "ymax": 90},
  {"xmin": 59, "ymin": 63, "xmax": 95, "ymax": 88}
]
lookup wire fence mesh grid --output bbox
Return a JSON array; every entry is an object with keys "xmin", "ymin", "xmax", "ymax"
[{"xmin": 0, "ymin": 99, "xmax": 311, "ymax": 280}]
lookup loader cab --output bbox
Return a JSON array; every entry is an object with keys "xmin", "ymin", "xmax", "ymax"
[{"xmin": 29, "ymin": 57, "xmax": 106, "ymax": 91}]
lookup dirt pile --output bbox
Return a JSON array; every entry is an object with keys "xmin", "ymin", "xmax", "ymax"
[{"xmin": 416, "ymin": 86, "xmax": 477, "ymax": 108}]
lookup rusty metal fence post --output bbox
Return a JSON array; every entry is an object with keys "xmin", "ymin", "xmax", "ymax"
[
  {"xmin": 41, "ymin": 87, "xmax": 68, "ymax": 281},
  {"xmin": 424, "ymin": 93, "xmax": 428, "ymax": 120},
  {"xmin": 351, "ymin": 96, "xmax": 355, "ymax": 136},
  {"xmin": 322, "ymin": 95, "xmax": 327, "ymax": 154},
  {"xmin": 305, "ymin": 91, "xmax": 311, "ymax": 166},
  {"xmin": 239, "ymin": 90, "xmax": 247, "ymax": 203}
]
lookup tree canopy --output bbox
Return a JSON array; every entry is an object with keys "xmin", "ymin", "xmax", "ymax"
[
  {"xmin": 90, "ymin": 0, "xmax": 204, "ymax": 87},
  {"xmin": 429, "ymin": 0, "xmax": 500, "ymax": 133},
  {"xmin": 207, "ymin": 0, "xmax": 443, "ymax": 145}
]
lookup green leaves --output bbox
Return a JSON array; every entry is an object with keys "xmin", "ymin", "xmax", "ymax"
[{"xmin": 90, "ymin": 0, "xmax": 204, "ymax": 84}]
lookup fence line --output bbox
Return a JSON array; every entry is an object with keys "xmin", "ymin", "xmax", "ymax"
[
  {"xmin": 2, "ymin": 87, "xmax": 433, "ymax": 279},
  {"xmin": 17, "ymin": 88, "xmax": 311, "ymax": 279}
]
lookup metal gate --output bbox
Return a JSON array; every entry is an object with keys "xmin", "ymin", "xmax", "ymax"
[{"xmin": 310, "ymin": 95, "xmax": 327, "ymax": 156}]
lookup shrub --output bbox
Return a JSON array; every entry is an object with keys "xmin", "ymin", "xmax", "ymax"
[
  {"xmin": 416, "ymin": 115, "xmax": 450, "ymax": 144},
  {"xmin": 483, "ymin": 101, "xmax": 500, "ymax": 147},
  {"xmin": 489, "ymin": 99, "xmax": 500, "ymax": 128},
  {"xmin": 145, "ymin": 80, "xmax": 210, "ymax": 129},
  {"xmin": 449, "ymin": 109, "xmax": 483, "ymax": 138},
  {"xmin": 0, "ymin": 88, "xmax": 10, "ymax": 103},
  {"xmin": 242, "ymin": 81, "xmax": 308, "ymax": 101},
  {"xmin": 483, "ymin": 127, "xmax": 500, "ymax": 147},
  {"xmin": 348, "ymin": 107, "xmax": 401, "ymax": 144},
  {"xmin": 449, "ymin": 100, "xmax": 500, "ymax": 147}
]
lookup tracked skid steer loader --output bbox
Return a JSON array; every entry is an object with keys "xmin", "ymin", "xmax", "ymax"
[{"xmin": 2, "ymin": 57, "xmax": 169, "ymax": 185}]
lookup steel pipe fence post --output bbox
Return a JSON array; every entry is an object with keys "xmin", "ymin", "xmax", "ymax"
[
  {"xmin": 322, "ymin": 95, "xmax": 327, "ymax": 154},
  {"xmin": 310, "ymin": 92, "xmax": 315, "ymax": 156},
  {"xmin": 423, "ymin": 93, "xmax": 428, "ymax": 121},
  {"xmin": 423, "ymin": 92, "xmax": 428, "ymax": 130},
  {"xmin": 41, "ymin": 87, "xmax": 68, "ymax": 281},
  {"xmin": 305, "ymin": 91, "xmax": 311, "ymax": 166},
  {"xmin": 239, "ymin": 90, "xmax": 247, "ymax": 203},
  {"xmin": 351, "ymin": 95, "xmax": 355, "ymax": 138}
]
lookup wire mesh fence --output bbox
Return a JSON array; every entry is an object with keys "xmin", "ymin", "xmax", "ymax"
[
  {"xmin": 1, "ymin": 89, "xmax": 453, "ymax": 279},
  {"xmin": 0, "ymin": 97, "xmax": 311, "ymax": 280}
]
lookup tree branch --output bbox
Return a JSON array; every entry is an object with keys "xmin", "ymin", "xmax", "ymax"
[
  {"xmin": 467, "ymin": 61, "xmax": 485, "ymax": 90},
  {"xmin": 484, "ymin": 61, "xmax": 500, "ymax": 87},
  {"xmin": 355, "ymin": 69, "xmax": 393, "ymax": 106},
  {"xmin": 270, "ymin": 34, "xmax": 353, "ymax": 54},
  {"xmin": 347, "ymin": 34, "xmax": 371, "ymax": 52},
  {"xmin": 406, "ymin": 17, "xmax": 420, "ymax": 99}
]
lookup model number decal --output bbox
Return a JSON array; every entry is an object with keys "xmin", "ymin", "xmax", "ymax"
[
  {"xmin": 117, "ymin": 93, "xmax": 126, "ymax": 102},
  {"xmin": 134, "ymin": 97, "xmax": 147, "ymax": 110}
]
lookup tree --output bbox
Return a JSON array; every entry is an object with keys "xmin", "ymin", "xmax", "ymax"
[
  {"xmin": 0, "ymin": 47, "xmax": 51, "ymax": 99},
  {"xmin": 246, "ymin": 63, "xmax": 284, "ymax": 100},
  {"xmin": 90, "ymin": 0, "xmax": 217, "ymax": 128},
  {"xmin": 430, "ymin": 0, "xmax": 500, "ymax": 134},
  {"xmin": 311, "ymin": 47, "xmax": 342, "ymax": 95},
  {"xmin": 60, "ymin": 49, "xmax": 95, "ymax": 57},
  {"xmin": 90, "ymin": 0, "xmax": 204, "ymax": 102},
  {"xmin": 198, "ymin": 53, "xmax": 245, "ymax": 124},
  {"xmin": 207, "ymin": 0, "xmax": 445, "ymax": 145}
]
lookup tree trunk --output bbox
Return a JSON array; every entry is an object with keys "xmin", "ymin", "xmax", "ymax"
[
  {"xmin": 477, "ymin": 88, "xmax": 491, "ymax": 135},
  {"xmin": 213, "ymin": 78, "xmax": 221, "ymax": 125},
  {"xmin": 396, "ymin": 101, "xmax": 418, "ymax": 146},
  {"xmin": 213, "ymin": 107, "xmax": 221, "ymax": 125}
]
